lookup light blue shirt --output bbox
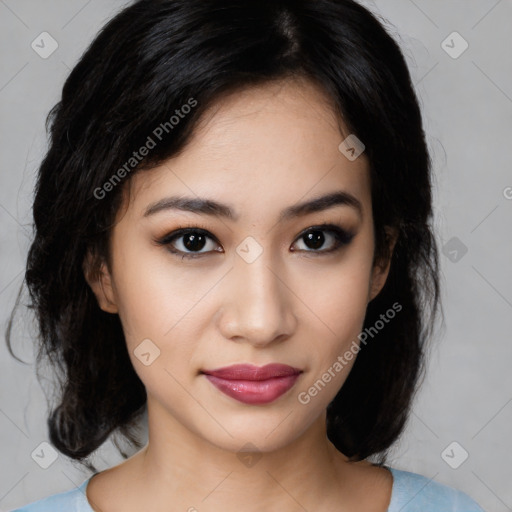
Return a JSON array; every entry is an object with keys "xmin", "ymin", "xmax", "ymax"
[{"xmin": 9, "ymin": 466, "xmax": 485, "ymax": 511}]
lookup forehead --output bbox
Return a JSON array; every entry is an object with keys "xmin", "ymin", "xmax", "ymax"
[{"xmin": 123, "ymin": 78, "xmax": 371, "ymax": 223}]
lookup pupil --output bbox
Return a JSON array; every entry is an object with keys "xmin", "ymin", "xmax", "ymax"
[
  {"xmin": 184, "ymin": 233, "xmax": 206, "ymax": 252},
  {"xmin": 305, "ymin": 230, "xmax": 324, "ymax": 250}
]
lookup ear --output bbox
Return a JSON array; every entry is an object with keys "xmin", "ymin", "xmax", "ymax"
[
  {"xmin": 82, "ymin": 249, "xmax": 118, "ymax": 314},
  {"xmin": 368, "ymin": 227, "xmax": 399, "ymax": 303}
]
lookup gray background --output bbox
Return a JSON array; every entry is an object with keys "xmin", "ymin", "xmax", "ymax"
[{"xmin": 1, "ymin": 0, "xmax": 511, "ymax": 510}]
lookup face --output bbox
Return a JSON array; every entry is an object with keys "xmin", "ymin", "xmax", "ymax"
[{"xmin": 85, "ymin": 78, "xmax": 395, "ymax": 453}]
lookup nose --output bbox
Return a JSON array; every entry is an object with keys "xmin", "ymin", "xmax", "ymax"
[{"xmin": 216, "ymin": 250, "xmax": 297, "ymax": 347}]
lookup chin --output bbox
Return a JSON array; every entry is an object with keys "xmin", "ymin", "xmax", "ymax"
[{"xmin": 195, "ymin": 407, "xmax": 321, "ymax": 455}]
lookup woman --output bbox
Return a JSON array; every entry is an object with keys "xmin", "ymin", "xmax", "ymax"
[{"xmin": 6, "ymin": 0, "xmax": 485, "ymax": 510}]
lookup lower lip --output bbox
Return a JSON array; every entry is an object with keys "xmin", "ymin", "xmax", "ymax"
[{"xmin": 204, "ymin": 374, "xmax": 301, "ymax": 404}]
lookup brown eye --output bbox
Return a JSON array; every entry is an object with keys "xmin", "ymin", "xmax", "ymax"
[
  {"xmin": 156, "ymin": 227, "xmax": 221, "ymax": 259},
  {"xmin": 291, "ymin": 224, "xmax": 354, "ymax": 254}
]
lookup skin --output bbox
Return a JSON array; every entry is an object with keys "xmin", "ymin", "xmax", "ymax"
[{"xmin": 84, "ymin": 77, "xmax": 398, "ymax": 512}]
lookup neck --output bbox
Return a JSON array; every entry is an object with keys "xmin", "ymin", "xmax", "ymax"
[{"xmin": 127, "ymin": 399, "xmax": 358, "ymax": 512}]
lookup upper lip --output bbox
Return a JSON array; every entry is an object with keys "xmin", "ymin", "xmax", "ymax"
[{"xmin": 201, "ymin": 363, "xmax": 302, "ymax": 381}]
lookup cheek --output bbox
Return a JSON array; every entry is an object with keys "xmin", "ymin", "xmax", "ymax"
[
  {"xmin": 110, "ymin": 238, "xmax": 234, "ymax": 395},
  {"xmin": 298, "ymin": 248, "xmax": 373, "ymax": 338},
  {"xmin": 112, "ymin": 254, "xmax": 204, "ymax": 405},
  {"xmin": 110, "ymin": 232, "xmax": 201, "ymax": 337},
  {"xmin": 306, "ymin": 266, "xmax": 369, "ymax": 324},
  {"xmin": 292, "ymin": 251, "xmax": 373, "ymax": 402}
]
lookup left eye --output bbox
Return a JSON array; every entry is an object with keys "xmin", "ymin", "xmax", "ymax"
[
  {"xmin": 292, "ymin": 225, "xmax": 354, "ymax": 253},
  {"xmin": 156, "ymin": 224, "xmax": 354, "ymax": 259}
]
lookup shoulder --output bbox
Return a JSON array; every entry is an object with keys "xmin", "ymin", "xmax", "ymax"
[
  {"xmin": 386, "ymin": 466, "xmax": 485, "ymax": 512},
  {"xmin": 8, "ymin": 477, "xmax": 93, "ymax": 512}
]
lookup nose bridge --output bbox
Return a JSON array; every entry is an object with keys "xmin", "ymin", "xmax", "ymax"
[{"xmin": 221, "ymin": 242, "xmax": 295, "ymax": 345}]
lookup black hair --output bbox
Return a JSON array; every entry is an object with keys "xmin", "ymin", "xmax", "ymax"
[{"xmin": 6, "ymin": 0, "xmax": 441, "ymax": 472}]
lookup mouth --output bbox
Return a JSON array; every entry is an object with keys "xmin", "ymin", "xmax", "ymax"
[{"xmin": 201, "ymin": 363, "xmax": 303, "ymax": 405}]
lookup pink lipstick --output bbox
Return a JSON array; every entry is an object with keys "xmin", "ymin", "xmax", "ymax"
[{"xmin": 202, "ymin": 363, "xmax": 302, "ymax": 404}]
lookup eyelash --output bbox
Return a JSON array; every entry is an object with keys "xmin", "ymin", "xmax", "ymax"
[{"xmin": 155, "ymin": 222, "xmax": 355, "ymax": 260}]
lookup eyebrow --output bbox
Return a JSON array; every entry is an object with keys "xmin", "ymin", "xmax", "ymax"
[{"xmin": 143, "ymin": 190, "xmax": 363, "ymax": 222}]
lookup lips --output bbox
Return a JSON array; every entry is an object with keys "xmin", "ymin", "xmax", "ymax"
[{"xmin": 201, "ymin": 364, "xmax": 302, "ymax": 404}]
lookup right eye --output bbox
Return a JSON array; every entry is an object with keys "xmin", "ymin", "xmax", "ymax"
[{"xmin": 155, "ymin": 226, "xmax": 223, "ymax": 259}]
